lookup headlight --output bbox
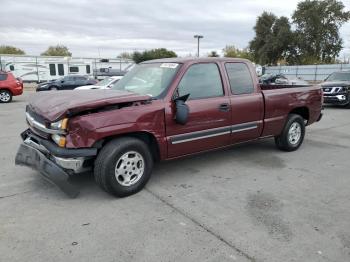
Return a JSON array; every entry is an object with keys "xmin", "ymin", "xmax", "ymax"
[
  {"xmin": 50, "ymin": 118, "xmax": 68, "ymax": 130},
  {"xmin": 52, "ymin": 134, "xmax": 66, "ymax": 147},
  {"xmin": 50, "ymin": 118, "xmax": 68, "ymax": 147}
]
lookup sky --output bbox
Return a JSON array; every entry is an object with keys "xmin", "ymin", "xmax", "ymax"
[{"xmin": 0, "ymin": 0, "xmax": 349, "ymax": 59}]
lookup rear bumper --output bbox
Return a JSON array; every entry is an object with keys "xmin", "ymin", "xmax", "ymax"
[
  {"xmin": 12, "ymin": 86, "xmax": 23, "ymax": 96},
  {"xmin": 15, "ymin": 142, "xmax": 80, "ymax": 198}
]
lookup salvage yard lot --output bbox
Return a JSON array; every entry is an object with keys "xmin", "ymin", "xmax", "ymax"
[{"xmin": 1, "ymin": 91, "xmax": 350, "ymax": 262}]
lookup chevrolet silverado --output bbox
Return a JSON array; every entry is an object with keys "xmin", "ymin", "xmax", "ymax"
[{"xmin": 15, "ymin": 58, "xmax": 323, "ymax": 198}]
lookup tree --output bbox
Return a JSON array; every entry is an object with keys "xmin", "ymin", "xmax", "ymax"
[
  {"xmin": 292, "ymin": 0, "xmax": 350, "ymax": 64},
  {"xmin": 223, "ymin": 45, "xmax": 253, "ymax": 61},
  {"xmin": 0, "ymin": 45, "xmax": 25, "ymax": 55},
  {"xmin": 41, "ymin": 45, "xmax": 72, "ymax": 56},
  {"xmin": 117, "ymin": 52, "xmax": 133, "ymax": 59},
  {"xmin": 208, "ymin": 51, "xmax": 219, "ymax": 57},
  {"xmin": 132, "ymin": 48, "xmax": 177, "ymax": 63},
  {"xmin": 249, "ymin": 12, "xmax": 294, "ymax": 65}
]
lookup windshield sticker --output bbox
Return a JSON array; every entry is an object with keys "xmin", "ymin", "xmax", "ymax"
[{"xmin": 160, "ymin": 63, "xmax": 178, "ymax": 69}]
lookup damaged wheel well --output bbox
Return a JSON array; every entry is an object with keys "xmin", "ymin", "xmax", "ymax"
[{"xmin": 95, "ymin": 132, "xmax": 161, "ymax": 162}]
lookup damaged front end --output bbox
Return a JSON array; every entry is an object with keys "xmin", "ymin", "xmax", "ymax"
[{"xmin": 15, "ymin": 130, "xmax": 97, "ymax": 198}]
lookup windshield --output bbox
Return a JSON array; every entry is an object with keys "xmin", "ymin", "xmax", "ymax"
[
  {"xmin": 96, "ymin": 77, "xmax": 114, "ymax": 86},
  {"xmin": 112, "ymin": 63, "xmax": 180, "ymax": 97},
  {"xmin": 326, "ymin": 72, "xmax": 350, "ymax": 82}
]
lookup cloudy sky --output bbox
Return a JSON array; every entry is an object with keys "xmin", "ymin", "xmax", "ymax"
[{"xmin": 0, "ymin": 0, "xmax": 349, "ymax": 58}]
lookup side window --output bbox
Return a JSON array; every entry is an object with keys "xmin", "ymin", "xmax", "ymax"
[
  {"xmin": 49, "ymin": 64, "xmax": 56, "ymax": 76},
  {"xmin": 69, "ymin": 66, "xmax": 79, "ymax": 73},
  {"xmin": 65, "ymin": 76, "xmax": 74, "ymax": 81},
  {"xmin": 0, "ymin": 74, "xmax": 8, "ymax": 81},
  {"xmin": 86, "ymin": 65, "xmax": 91, "ymax": 74},
  {"xmin": 177, "ymin": 63, "xmax": 223, "ymax": 99},
  {"xmin": 58, "ymin": 64, "xmax": 64, "ymax": 75},
  {"xmin": 225, "ymin": 63, "xmax": 254, "ymax": 95}
]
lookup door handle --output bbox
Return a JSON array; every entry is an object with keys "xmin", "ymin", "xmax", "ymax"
[{"xmin": 219, "ymin": 103, "xmax": 230, "ymax": 112}]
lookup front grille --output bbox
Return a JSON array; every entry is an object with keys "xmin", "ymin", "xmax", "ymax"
[{"xmin": 26, "ymin": 106, "xmax": 50, "ymax": 139}]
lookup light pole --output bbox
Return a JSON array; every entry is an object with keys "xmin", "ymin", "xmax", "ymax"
[{"xmin": 194, "ymin": 35, "xmax": 203, "ymax": 57}]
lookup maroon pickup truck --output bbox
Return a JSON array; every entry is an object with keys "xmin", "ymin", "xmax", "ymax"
[{"xmin": 15, "ymin": 58, "xmax": 323, "ymax": 197}]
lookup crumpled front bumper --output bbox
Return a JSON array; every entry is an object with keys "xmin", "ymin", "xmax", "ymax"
[
  {"xmin": 15, "ymin": 130, "xmax": 97, "ymax": 198},
  {"xmin": 15, "ymin": 142, "xmax": 80, "ymax": 198}
]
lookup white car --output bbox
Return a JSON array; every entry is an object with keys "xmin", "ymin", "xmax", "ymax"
[{"xmin": 75, "ymin": 76, "xmax": 123, "ymax": 90}]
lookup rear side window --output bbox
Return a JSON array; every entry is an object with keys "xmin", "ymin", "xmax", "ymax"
[
  {"xmin": 58, "ymin": 64, "xmax": 64, "ymax": 75},
  {"xmin": 86, "ymin": 65, "xmax": 91, "ymax": 74},
  {"xmin": 75, "ymin": 76, "xmax": 86, "ymax": 81},
  {"xmin": 9, "ymin": 65, "xmax": 14, "ymax": 71},
  {"xmin": 177, "ymin": 63, "xmax": 224, "ymax": 100},
  {"xmin": 225, "ymin": 63, "xmax": 254, "ymax": 95},
  {"xmin": 69, "ymin": 66, "xmax": 79, "ymax": 73},
  {"xmin": 49, "ymin": 64, "xmax": 56, "ymax": 76},
  {"xmin": 0, "ymin": 74, "xmax": 8, "ymax": 81}
]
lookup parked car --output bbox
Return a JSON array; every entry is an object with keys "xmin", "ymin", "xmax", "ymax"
[
  {"xmin": 0, "ymin": 71, "xmax": 23, "ymax": 103},
  {"xmin": 321, "ymin": 71, "xmax": 350, "ymax": 107},
  {"xmin": 75, "ymin": 76, "xmax": 123, "ymax": 90},
  {"xmin": 15, "ymin": 58, "xmax": 323, "ymax": 198},
  {"xmin": 259, "ymin": 73, "xmax": 309, "ymax": 85},
  {"xmin": 36, "ymin": 75, "xmax": 97, "ymax": 91}
]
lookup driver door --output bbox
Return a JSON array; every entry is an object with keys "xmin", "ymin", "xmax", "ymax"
[{"xmin": 165, "ymin": 63, "xmax": 231, "ymax": 158}]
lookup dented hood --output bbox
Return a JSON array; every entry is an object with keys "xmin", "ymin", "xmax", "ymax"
[{"xmin": 28, "ymin": 89, "xmax": 151, "ymax": 122}]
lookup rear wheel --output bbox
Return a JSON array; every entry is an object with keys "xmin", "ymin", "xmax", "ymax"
[
  {"xmin": 275, "ymin": 114, "xmax": 305, "ymax": 152},
  {"xmin": 94, "ymin": 137, "xmax": 153, "ymax": 197},
  {"xmin": 0, "ymin": 90, "xmax": 12, "ymax": 103}
]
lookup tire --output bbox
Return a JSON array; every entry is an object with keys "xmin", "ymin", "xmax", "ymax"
[
  {"xmin": 94, "ymin": 137, "xmax": 153, "ymax": 197},
  {"xmin": 0, "ymin": 90, "xmax": 12, "ymax": 103},
  {"xmin": 343, "ymin": 93, "xmax": 350, "ymax": 108},
  {"xmin": 49, "ymin": 86, "xmax": 58, "ymax": 91},
  {"xmin": 275, "ymin": 114, "xmax": 305, "ymax": 152}
]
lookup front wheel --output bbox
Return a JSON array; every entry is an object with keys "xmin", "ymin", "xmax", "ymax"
[
  {"xmin": 0, "ymin": 90, "xmax": 12, "ymax": 103},
  {"xmin": 275, "ymin": 114, "xmax": 305, "ymax": 152},
  {"xmin": 94, "ymin": 137, "xmax": 153, "ymax": 197}
]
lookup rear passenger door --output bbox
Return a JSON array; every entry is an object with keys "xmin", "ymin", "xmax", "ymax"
[
  {"xmin": 61, "ymin": 76, "xmax": 75, "ymax": 90},
  {"xmin": 74, "ymin": 76, "xmax": 87, "ymax": 88},
  {"xmin": 225, "ymin": 62, "xmax": 264, "ymax": 143},
  {"xmin": 166, "ymin": 63, "xmax": 232, "ymax": 158}
]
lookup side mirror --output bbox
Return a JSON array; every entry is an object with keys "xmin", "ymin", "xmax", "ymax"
[{"xmin": 174, "ymin": 94, "xmax": 190, "ymax": 125}]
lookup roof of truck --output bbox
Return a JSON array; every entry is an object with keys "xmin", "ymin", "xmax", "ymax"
[{"xmin": 141, "ymin": 57, "xmax": 251, "ymax": 64}]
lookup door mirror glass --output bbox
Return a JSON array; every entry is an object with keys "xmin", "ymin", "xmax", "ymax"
[
  {"xmin": 174, "ymin": 94, "xmax": 190, "ymax": 125},
  {"xmin": 175, "ymin": 100, "xmax": 189, "ymax": 125}
]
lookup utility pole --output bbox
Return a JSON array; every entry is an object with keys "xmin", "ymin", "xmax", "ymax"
[{"xmin": 193, "ymin": 35, "xmax": 203, "ymax": 57}]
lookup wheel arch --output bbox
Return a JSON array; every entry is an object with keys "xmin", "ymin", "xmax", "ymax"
[
  {"xmin": 94, "ymin": 131, "xmax": 161, "ymax": 162},
  {"xmin": 289, "ymin": 107, "xmax": 309, "ymax": 122},
  {"xmin": 0, "ymin": 88, "xmax": 13, "ymax": 95}
]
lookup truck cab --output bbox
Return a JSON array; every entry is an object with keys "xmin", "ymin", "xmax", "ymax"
[{"xmin": 16, "ymin": 58, "xmax": 323, "ymax": 198}]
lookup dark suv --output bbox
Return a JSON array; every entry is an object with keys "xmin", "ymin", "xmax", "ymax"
[
  {"xmin": 36, "ymin": 75, "xmax": 97, "ymax": 91},
  {"xmin": 321, "ymin": 71, "xmax": 350, "ymax": 107}
]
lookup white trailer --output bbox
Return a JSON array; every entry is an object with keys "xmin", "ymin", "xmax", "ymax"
[{"xmin": 0, "ymin": 54, "xmax": 133, "ymax": 82}]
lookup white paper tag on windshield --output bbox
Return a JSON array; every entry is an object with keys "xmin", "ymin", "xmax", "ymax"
[{"xmin": 160, "ymin": 63, "xmax": 178, "ymax": 69}]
